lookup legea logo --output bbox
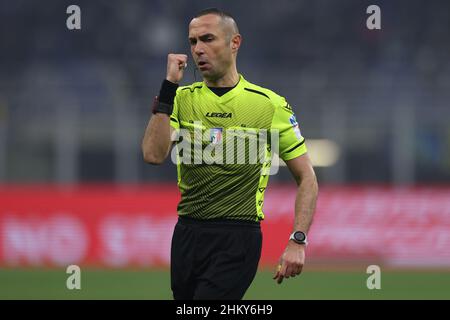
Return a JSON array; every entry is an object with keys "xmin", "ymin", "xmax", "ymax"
[{"xmin": 205, "ymin": 112, "xmax": 232, "ymax": 118}]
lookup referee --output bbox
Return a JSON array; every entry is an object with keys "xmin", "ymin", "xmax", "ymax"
[{"xmin": 142, "ymin": 8, "xmax": 318, "ymax": 300}]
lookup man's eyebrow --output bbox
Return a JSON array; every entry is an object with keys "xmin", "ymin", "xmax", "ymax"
[{"xmin": 189, "ymin": 33, "xmax": 216, "ymax": 41}]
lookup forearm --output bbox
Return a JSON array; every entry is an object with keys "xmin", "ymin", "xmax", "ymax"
[
  {"xmin": 142, "ymin": 80, "xmax": 178, "ymax": 164},
  {"xmin": 293, "ymin": 173, "xmax": 318, "ymax": 233},
  {"xmin": 142, "ymin": 113, "xmax": 172, "ymax": 164},
  {"xmin": 274, "ymin": 165, "xmax": 317, "ymax": 283}
]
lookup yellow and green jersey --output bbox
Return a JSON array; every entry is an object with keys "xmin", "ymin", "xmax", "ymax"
[{"xmin": 170, "ymin": 74, "xmax": 307, "ymax": 222}]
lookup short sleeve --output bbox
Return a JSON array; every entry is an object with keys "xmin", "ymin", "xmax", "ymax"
[
  {"xmin": 169, "ymin": 89, "xmax": 181, "ymax": 130},
  {"xmin": 271, "ymin": 97, "xmax": 307, "ymax": 161}
]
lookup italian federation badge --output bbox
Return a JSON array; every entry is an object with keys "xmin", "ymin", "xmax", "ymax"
[{"xmin": 210, "ymin": 128, "xmax": 223, "ymax": 144}]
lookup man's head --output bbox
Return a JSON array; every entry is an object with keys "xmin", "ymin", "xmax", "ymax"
[{"xmin": 188, "ymin": 8, "xmax": 241, "ymax": 82}]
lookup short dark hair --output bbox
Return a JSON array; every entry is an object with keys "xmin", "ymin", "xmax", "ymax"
[
  {"xmin": 194, "ymin": 7, "xmax": 239, "ymax": 34},
  {"xmin": 195, "ymin": 7, "xmax": 233, "ymax": 19}
]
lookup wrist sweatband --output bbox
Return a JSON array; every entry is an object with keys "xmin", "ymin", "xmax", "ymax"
[{"xmin": 152, "ymin": 79, "xmax": 178, "ymax": 115}]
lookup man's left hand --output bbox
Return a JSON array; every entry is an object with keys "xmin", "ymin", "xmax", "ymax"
[{"xmin": 273, "ymin": 240, "xmax": 306, "ymax": 284}]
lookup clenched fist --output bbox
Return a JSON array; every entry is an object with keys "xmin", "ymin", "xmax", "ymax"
[{"xmin": 166, "ymin": 53, "xmax": 188, "ymax": 84}]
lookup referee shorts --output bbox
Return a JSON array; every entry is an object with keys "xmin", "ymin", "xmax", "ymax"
[{"xmin": 170, "ymin": 216, "xmax": 262, "ymax": 300}]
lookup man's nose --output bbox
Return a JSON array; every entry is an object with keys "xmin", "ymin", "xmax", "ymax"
[{"xmin": 193, "ymin": 42, "xmax": 205, "ymax": 55}]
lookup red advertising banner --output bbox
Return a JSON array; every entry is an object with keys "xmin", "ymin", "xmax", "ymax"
[{"xmin": 1, "ymin": 185, "xmax": 449, "ymax": 268}]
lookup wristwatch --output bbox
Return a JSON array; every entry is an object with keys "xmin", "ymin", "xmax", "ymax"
[{"xmin": 289, "ymin": 231, "xmax": 308, "ymax": 245}]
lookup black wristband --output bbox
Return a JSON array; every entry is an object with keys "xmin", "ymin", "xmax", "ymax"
[
  {"xmin": 151, "ymin": 96, "xmax": 173, "ymax": 115},
  {"xmin": 152, "ymin": 79, "xmax": 178, "ymax": 115},
  {"xmin": 158, "ymin": 79, "xmax": 178, "ymax": 105}
]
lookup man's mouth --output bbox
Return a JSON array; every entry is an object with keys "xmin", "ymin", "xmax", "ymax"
[{"xmin": 198, "ymin": 61, "xmax": 210, "ymax": 70}]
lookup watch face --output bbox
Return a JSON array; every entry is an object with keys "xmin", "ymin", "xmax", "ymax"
[{"xmin": 294, "ymin": 232, "xmax": 306, "ymax": 242}]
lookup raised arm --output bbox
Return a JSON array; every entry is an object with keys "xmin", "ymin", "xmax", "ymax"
[{"xmin": 142, "ymin": 54, "xmax": 187, "ymax": 165}]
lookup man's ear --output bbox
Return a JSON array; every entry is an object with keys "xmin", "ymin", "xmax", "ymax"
[{"xmin": 231, "ymin": 34, "xmax": 242, "ymax": 51}]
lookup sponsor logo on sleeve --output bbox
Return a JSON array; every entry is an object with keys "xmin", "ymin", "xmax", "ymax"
[{"xmin": 289, "ymin": 115, "xmax": 302, "ymax": 140}]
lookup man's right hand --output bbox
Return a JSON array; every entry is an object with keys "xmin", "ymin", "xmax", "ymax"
[{"xmin": 166, "ymin": 53, "xmax": 188, "ymax": 84}]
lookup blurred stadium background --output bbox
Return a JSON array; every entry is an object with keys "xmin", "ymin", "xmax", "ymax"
[{"xmin": 1, "ymin": 0, "xmax": 450, "ymax": 299}]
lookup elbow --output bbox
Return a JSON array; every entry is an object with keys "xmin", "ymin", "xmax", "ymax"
[
  {"xmin": 296, "ymin": 170, "xmax": 319, "ymax": 190},
  {"xmin": 309, "ymin": 170, "xmax": 319, "ymax": 191},
  {"xmin": 313, "ymin": 174, "xmax": 319, "ymax": 193},
  {"xmin": 310, "ymin": 172, "xmax": 319, "ymax": 197},
  {"xmin": 142, "ymin": 150, "xmax": 165, "ymax": 165}
]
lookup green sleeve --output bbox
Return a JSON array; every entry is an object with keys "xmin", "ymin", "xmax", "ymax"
[
  {"xmin": 169, "ymin": 89, "xmax": 181, "ymax": 130},
  {"xmin": 271, "ymin": 97, "xmax": 307, "ymax": 161}
]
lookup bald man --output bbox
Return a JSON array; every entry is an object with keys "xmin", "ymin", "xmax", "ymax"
[{"xmin": 142, "ymin": 8, "xmax": 318, "ymax": 300}]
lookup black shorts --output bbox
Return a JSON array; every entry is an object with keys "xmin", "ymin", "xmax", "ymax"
[{"xmin": 170, "ymin": 216, "xmax": 262, "ymax": 300}]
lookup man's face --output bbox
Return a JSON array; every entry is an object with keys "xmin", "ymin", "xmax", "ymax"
[{"xmin": 188, "ymin": 14, "xmax": 234, "ymax": 81}]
